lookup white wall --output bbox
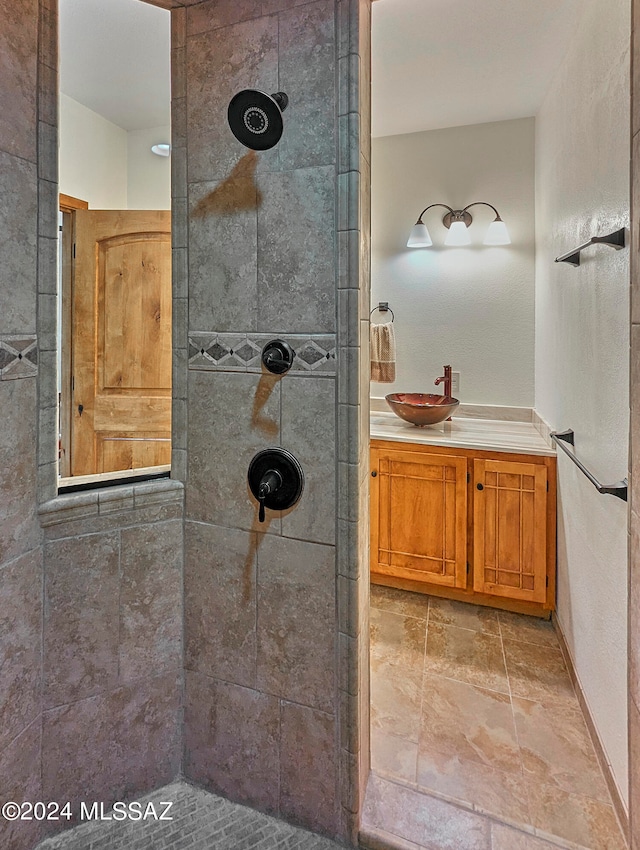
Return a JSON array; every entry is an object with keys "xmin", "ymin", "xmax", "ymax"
[
  {"xmin": 127, "ymin": 125, "xmax": 171, "ymax": 210},
  {"xmin": 535, "ymin": 0, "xmax": 630, "ymax": 806},
  {"xmin": 59, "ymin": 92, "xmax": 128, "ymax": 208},
  {"xmin": 371, "ymin": 118, "xmax": 535, "ymax": 406},
  {"xmin": 59, "ymin": 94, "xmax": 171, "ymax": 210}
]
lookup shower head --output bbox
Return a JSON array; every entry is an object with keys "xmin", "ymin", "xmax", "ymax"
[{"xmin": 227, "ymin": 90, "xmax": 289, "ymax": 151}]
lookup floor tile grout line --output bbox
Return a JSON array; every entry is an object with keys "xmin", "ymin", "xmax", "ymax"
[
  {"xmin": 412, "ymin": 595, "xmax": 431, "ymax": 786},
  {"xmin": 498, "ymin": 606, "xmax": 531, "ymax": 828}
]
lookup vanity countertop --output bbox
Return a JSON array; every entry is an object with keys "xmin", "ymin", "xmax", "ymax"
[{"xmin": 370, "ymin": 409, "xmax": 555, "ymax": 456}]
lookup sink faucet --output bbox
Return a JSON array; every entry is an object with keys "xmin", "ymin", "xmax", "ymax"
[
  {"xmin": 434, "ymin": 365, "xmax": 452, "ymax": 398},
  {"xmin": 435, "ymin": 365, "xmax": 453, "ymax": 421}
]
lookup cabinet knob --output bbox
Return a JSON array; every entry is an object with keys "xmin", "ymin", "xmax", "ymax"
[
  {"xmin": 477, "ymin": 482, "xmax": 484, "ymax": 491},
  {"xmin": 371, "ymin": 470, "xmax": 377, "ymax": 477}
]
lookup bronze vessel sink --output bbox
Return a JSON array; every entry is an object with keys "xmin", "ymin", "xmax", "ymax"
[{"xmin": 385, "ymin": 392, "xmax": 460, "ymax": 426}]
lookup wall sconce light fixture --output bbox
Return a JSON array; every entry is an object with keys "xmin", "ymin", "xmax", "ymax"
[
  {"xmin": 407, "ymin": 202, "xmax": 511, "ymax": 248},
  {"xmin": 151, "ymin": 143, "xmax": 171, "ymax": 157}
]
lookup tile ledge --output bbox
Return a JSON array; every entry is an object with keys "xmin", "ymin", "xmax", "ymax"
[
  {"xmin": 38, "ymin": 478, "xmax": 184, "ymax": 527},
  {"xmin": 364, "ymin": 771, "xmax": 610, "ymax": 850},
  {"xmin": 359, "ymin": 825, "xmax": 426, "ymax": 850}
]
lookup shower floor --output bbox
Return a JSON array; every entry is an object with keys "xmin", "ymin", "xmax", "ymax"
[
  {"xmin": 35, "ymin": 782, "xmax": 342, "ymax": 850},
  {"xmin": 366, "ymin": 584, "xmax": 627, "ymax": 850}
]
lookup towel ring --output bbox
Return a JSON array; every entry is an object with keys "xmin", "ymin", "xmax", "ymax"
[{"xmin": 370, "ymin": 302, "xmax": 395, "ymax": 322}]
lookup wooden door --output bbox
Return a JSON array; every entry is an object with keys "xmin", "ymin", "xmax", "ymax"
[
  {"xmin": 71, "ymin": 210, "xmax": 172, "ymax": 476},
  {"xmin": 473, "ymin": 458, "xmax": 548, "ymax": 603},
  {"xmin": 371, "ymin": 447, "xmax": 468, "ymax": 588}
]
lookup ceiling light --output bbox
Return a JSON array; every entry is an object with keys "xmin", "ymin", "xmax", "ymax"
[
  {"xmin": 407, "ymin": 202, "xmax": 511, "ymax": 248},
  {"xmin": 151, "ymin": 143, "xmax": 171, "ymax": 157}
]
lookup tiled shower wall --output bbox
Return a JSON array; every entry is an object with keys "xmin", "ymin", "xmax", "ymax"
[
  {"xmin": 0, "ymin": 0, "xmax": 44, "ymax": 848},
  {"xmin": 180, "ymin": 0, "xmax": 370, "ymax": 842},
  {"xmin": 0, "ymin": 0, "xmax": 370, "ymax": 848}
]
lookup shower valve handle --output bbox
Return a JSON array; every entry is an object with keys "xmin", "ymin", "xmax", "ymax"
[
  {"xmin": 257, "ymin": 469, "xmax": 283, "ymax": 523},
  {"xmin": 248, "ymin": 448, "xmax": 305, "ymax": 523},
  {"xmin": 261, "ymin": 340, "xmax": 296, "ymax": 375}
]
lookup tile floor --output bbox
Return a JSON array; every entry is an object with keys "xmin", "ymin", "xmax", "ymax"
[
  {"xmin": 35, "ymin": 781, "xmax": 342, "ymax": 850},
  {"xmin": 369, "ymin": 584, "xmax": 626, "ymax": 850}
]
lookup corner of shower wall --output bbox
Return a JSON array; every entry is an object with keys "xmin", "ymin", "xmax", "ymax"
[
  {"xmin": 181, "ymin": 0, "xmax": 371, "ymax": 844},
  {"xmin": 27, "ymin": 1, "xmax": 186, "ymax": 843},
  {"xmin": 0, "ymin": 0, "xmax": 52, "ymax": 847},
  {"xmin": 335, "ymin": 0, "xmax": 372, "ymax": 843}
]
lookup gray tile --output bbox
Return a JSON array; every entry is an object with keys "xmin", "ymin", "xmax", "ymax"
[
  {"xmin": 38, "ymin": 178, "xmax": 58, "ymax": 239},
  {"xmin": 171, "ymin": 6, "xmax": 186, "ymax": 48},
  {"xmin": 0, "ymin": 549, "xmax": 42, "ymax": 751},
  {"xmin": 42, "ymin": 673, "xmax": 180, "ymax": 826},
  {"xmin": 109, "ymin": 673, "xmax": 181, "ymax": 803},
  {"xmin": 280, "ymin": 701, "xmax": 338, "ymax": 836},
  {"xmin": 186, "ymin": 370, "xmax": 281, "ymax": 530},
  {"xmin": 34, "ymin": 780, "xmax": 344, "ymax": 850},
  {"xmin": 0, "ymin": 379, "xmax": 39, "ymax": 564},
  {"xmin": 281, "ymin": 376, "xmax": 336, "ymax": 544},
  {"xmin": 44, "ymin": 533, "xmax": 120, "ymax": 707},
  {"xmin": 119, "ymin": 522, "xmax": 183, "ymax": 682},
  {"xmin": 185, "ymin": 522, "xmax": 257, "ymax": 687},
  {"xmin": 184, "ymin": 671, "xmax": 280, "ymax": 815},
  {"xmin": 188, "ymin": 332, "xmax": 337, "ymax": 375},
  {"xmin": 188, "ymin": 177, "xmax": 258, "ymax": 332},
  {"xmin": 0, "ymin": 151, "xmax": 37, "ymax": 334},
  {"xmin": 257, "ymin": 535, "xmax": 336, "ymax": 712},
  {"xmin": 186, "ymin": 16, "xmax": 278, "ymax": 183},
  {"xmin": 278, "ymin": 0, "xmax": 336, "ymax": 170},
  {"xmin": 38, "ymin": 61, "xmax": 57, "ymax": 128},
  {"xmin": 186, "ymin": 0, "xmax": 263, "ymax": 36},
  {"xmin": 0, "ymin": 719, "xmax": 42, "ymax": 850},
  {"xmin": 38, "ymin": 120, "xmax": 57, "ymax": 183},
  {"xmin": 0, "ymin": 0, "xmax": 37, "ymax": 162},
  {"xmin": 188, "ymin": 332, "xmax": 251, "ymax": 370},
  {"xmin": 257, "ymin": 167, "xmax": 336, "ymax": 334}
]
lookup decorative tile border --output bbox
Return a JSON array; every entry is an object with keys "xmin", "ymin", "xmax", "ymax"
[
  {"xmin": 188, "ymin": 332, "xmax": 336, "ymax": 376},
  {"xmin": 0, "ymin": 335, "xmax": 38, "ymax": 380}
]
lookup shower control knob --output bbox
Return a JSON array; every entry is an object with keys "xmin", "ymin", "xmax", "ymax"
[
  {"xmin": 261, "ymin": 340, "xmax": 295, "ymax": 375},
  {"xmin": 248, "ymin": 448, "xmax": 304, "ymax": 523}
]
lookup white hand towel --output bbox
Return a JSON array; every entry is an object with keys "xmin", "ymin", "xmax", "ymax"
[{"xmin": 370, "ymin": 322, "xmax": 396, "ymax": 383}]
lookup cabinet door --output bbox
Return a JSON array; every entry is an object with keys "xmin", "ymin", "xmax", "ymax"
[
  {"xmin": 371, "ymin": 448, "xmax": 468, "ymax": 588},
  {"xmin": 473, "ymin": 458, "xmax": 548, "ymax": 603}
]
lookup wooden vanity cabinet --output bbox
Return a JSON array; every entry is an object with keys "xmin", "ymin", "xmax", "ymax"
[{"xmin": 370, "ymin": 439, "xmax": 557, "ymax": 615}]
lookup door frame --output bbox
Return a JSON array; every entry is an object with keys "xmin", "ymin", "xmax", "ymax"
[{"xmin": 58, "ymin": 195, "xmax": 87, "ymax": 478}]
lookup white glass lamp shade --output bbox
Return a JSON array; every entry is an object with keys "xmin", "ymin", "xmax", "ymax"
[
  {"xmin": 483, "ymin": 217, "xmax": 511, "ymax": 245},
  {"xmin": 151, "ymin": 143, "xmax": 171, "ymax": 157},
  {"xmin": 407, "ymin": 221, "xmax": 432, "ymax": 248},
  {"xmin": 444, "ymin": 219, "xmax": 472, "ymax": 246}
]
